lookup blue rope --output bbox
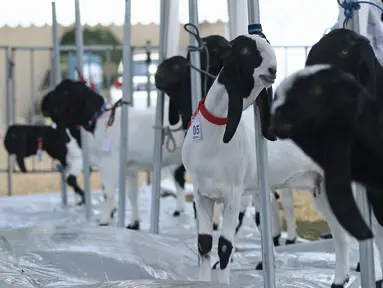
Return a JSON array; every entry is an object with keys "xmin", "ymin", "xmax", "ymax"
[{"xmin": 338, "ymin": 0, "xmax": 383, "ymax": 27}]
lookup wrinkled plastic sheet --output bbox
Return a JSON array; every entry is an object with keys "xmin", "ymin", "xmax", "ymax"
[{"xmin": 0, "ymin": 183, "xmax": 363, "ymax": 287}]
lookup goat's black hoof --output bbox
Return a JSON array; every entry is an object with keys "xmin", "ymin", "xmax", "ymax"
[
  {"xmin": 273, "ymin": 234, "xmax": 281, "ymax": 246},
  {"xmin": 213, "ymin": 223, "xmax": 219, "ymax": 231},
  {"xmin": 319, "ymin": 232, "xmax": 333, "ymax": 239},
  {"xmin": 126, "ymin": 221, "xmax": 140, "ymax": 230},
  {"xmin": 286, "ymin": 237, "xmax": 297, "ymax": 245},
  {"xmin": 274, "ymin": 191, "xmax": 280, "ymax": 200},
  {"xmin": 110, "ymin": 208, "xmax": 117, "ymax": 219},
  {"xmin": 212, "ymin": 261, "xmax": 219, "ymax": 270},
  {"xmin": 173, "ymin": 210, "xmax": 181, "ymax": 217},
  {"xmin": 98, "ymin": 222, "xmax": 110, "ymax": 227},
  {"xmin": 356, "ymin": 262, "xmax": 360, "ymax": 272},
  {"xmin": 76, "ymin": 200, "xmax": 85, "ymax": 206},
  {"xmin": 330, "ymin": 276, "xmax": 349, "ymax": 288},
  {"xmin": 255, "ymin": 262, "xmax": 263, "ymax": 270},
  {"xmin": 376, "ymin": 279, "xmax": 383, "ymax": 288}
]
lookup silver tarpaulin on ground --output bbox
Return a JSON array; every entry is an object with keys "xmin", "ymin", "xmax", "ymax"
[{"xmin": 0, "ymin": 187, "xmax": 365, "ymax": 287}]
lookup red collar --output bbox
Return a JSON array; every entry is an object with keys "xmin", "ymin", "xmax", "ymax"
[{"xmin": 188, "ymin": 97, "xmax": 227, "ymax": 128}]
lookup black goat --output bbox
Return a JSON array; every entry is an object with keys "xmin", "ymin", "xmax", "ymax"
[{"xmin": 4, "ymin": 124, "xmax": 86, "ymax": 205}]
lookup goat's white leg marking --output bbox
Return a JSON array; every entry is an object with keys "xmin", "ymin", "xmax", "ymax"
[
  {"xmin": 99, "ymin": 168, "xmax": 117, "ymax": 225},
  {"xmin": 195, "ymin": 191, "xmax": 214, "ymax": 283},
  {"xmin": 280, "ymin": 188, "xmax": 297, "ymax": 242},
  {"xmin": 127, "ymin": 171, "xmax": 140, "ymax": 229},
  {"xmin": 175, "ymin": 181, "xmax": 185, "ymax": 214},
  {"xmin": 217, "ymin": 193, "xmax": 241, "ymax": 284},
  {"xmin": 312, "ymin": 182, "xmax": 350, "ymax": 286},
  {"xmin": 213, "ymin": 202, "xmax": 222, "ymax": 229}
]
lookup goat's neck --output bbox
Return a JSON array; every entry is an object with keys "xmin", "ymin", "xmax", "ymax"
[{"xmin": 203, "ymin": 83, "xmax": 229, "ymax": 118}]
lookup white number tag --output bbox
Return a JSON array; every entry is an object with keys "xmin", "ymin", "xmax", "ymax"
[
  {"xmin": 102, "ymin": 137, "xmax": 111, "ymax": 153},
  {"xmin": 191, "ymin": 117, "xmax": 202, "ymax": 140}
]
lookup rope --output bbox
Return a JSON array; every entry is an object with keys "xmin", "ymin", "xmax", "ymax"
[
  {"xmin": 153, "ymin": 123, "xmax": 184, "ymax": 152},
  {"xmin": 338, "ymin": 0, "xmax": 383, "ymax": 27},
  {"xmin": 184, "ymin": 23, "xmax": 216, "ymax": 96}
]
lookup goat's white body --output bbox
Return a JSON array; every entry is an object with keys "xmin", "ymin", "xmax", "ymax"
[
  {"xmin": 81, "ymin": 99, "xmax": 185, "ymax": 225},
  {"xmin": 65, "ymin": 129, "xmax": 83, "ymax": 177}
]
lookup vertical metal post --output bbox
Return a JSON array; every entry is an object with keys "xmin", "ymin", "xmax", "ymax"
[
  {"xmin": 188, "ymin": 0, "xmax": 202, "ymax": 111},
  {"xmin": 150, "ymin": 0, "xmax": 170, "ymax": 234},
  {"xmin": 145, "ymin": 41, "xmax": 152, "ymax": 108},
  {"xmin": 106, "ymin": 49, "xmax": 112, "ymax": 102},
  {"xmin": 188, "ymin": 0, "xmax": 202, "ymax": 265},
  {"xmin": 74, "ymin": 0, "xmax": 92, "ymax": 220},
  {"xmin": 52, "ymin": 1, "xmax": 67, "ymax": 206},
  {"xmin": 344, "ymin": 2, "xmax": 375, "ymax": 287},
  {"xmin": 145, "ymin": 41, "xmax": 152, "ymax": 186},
  {"xmin": 30, "ymin": 48, "xmax": 36, "ymax": 170},
  {"xmin": 10, "ymin": 49, "xmax": 16, "ymax": 124},
  {"xmin": 5, "ymin": 48, "xmax": 12, "ymax": 197},
  {"xmin": 247, "ymin": 1, "xmax": 276, "ymax": 287},
  {"xmin": 117, "ymin": 0, "xmax": 133, "ymax": 228}
]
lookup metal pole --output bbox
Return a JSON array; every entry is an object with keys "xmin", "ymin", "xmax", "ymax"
[
  {"xmin": 106, "ymin": 49, "xmax": 112, "ymax": 103},
  {"xmin": 344, "ymin": 2, "xmax": 375, "ymax": 287},
  {"xmin": 117, "ymin": 0, "xmax": 133, "ymax": 228},
  {"xmin": 145, "ymin": 41, "xmax": 152, "ymax": 108},
  {"xmin": 247, "ymin": 1, "xmax": 276, "ymax": 287},
  {"xmin": 5, "ymin": 48, "xmax": 12, "ymax": 196},
  {"xmin": 52, "ymin": 1, "xmax": 67, "ymax": 206},
  {"xmin": 188, "ymin": 0, "xmax": 202, "ymax": 265},
  {"xmin": 188, "ymin": 0, "xmax": 202, "ymax": 111},
  {"xmin": 74, "ymin": 0, "xmax": 92, "ymax": 220},
  {"xmin": 145, "ymin": 41, "xmax": 152, "ymax": 186},
  {"xmin": 150, "ymin": 0, "xmax": 170, "ymax": 234}
]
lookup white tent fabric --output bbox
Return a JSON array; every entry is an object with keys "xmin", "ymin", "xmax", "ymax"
[{"xmin": 335, "ymin": 0, "xmax": 383, "ymax": 63}]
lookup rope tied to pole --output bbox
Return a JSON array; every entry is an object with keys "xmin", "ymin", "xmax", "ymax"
[
  {"xmin": 184, "ymin": 23, "xmax": 216, "ymax": 96},
  {"xmin": 152, "ymin": 123, "xmax": 183, "ymax": 152},
  {"xmin": 338, "ymin": 0, "xmax": 383, "ymax": 27}
]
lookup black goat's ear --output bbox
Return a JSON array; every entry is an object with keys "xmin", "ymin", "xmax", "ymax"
[
  {"xmin": 322, "ymin": 128, "xmax": 372, "ymax": 240},
  {"xmin": 255, "ymin": 88, "xmax": 277, "ymax": 141},
  {"xmin": 168, "ymin": 99, "xmax": 180, "ymax": 126}
]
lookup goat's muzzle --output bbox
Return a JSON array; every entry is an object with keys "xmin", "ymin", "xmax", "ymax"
[{"xmin": 269, "ymin": 112, "xmax": 292, "ymax": 139}]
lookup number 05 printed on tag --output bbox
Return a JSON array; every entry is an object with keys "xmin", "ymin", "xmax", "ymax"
[{"xmin": 191, "ymin": 117, "xmax": 202, "ymax": 140}]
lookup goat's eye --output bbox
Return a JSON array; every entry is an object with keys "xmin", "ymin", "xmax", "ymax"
[
  {"xmin": 341, "ymin": 49, "xmax": 349, "ymax": 55},
  {"xmin": 240, "ymin": 47, "xmax": 250, "ymax": 55}
]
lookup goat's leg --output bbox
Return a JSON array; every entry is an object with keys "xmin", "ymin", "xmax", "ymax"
[
  {"xmin": 195, "ymin": 191, "xmax": 215, "ymax": 282},
  {"xmin": 98, "ymin": 170, "xmax": 117, "ymax": 226},
  {"xmin": 173, "ymin": 165, "xmax": 186, "ymax": 217},
  {"xmin": 235, "ymin": 195, "xmax": 250, "ymax": 235},
  {"xmin": 311, "ymin": 182, "xmax": 350, "ymax": 287},
  {"xmin": 254, "ymin": 190, "xmax": 282, "ymax": 248},
  {"xmin": 215, "ymin": 197, "xmax": 241, "ymax": 284},
  {"xmin": 364, "ymin": 213, "xmax": 383, "ymax": 287},
  {"xmin": 66, "ymin": 174, "xmax": 85, "ymax": 206},
  {"xmin": 279, "ymin": 188, "xmax": 297, "ymax": 244},
  {"xmin": 126, "ymin": 171, "xmax": 140, "ymax": 230},
  {"xmin": 212, "ymin": 202, "xmax": 221, "ymax": 231}
]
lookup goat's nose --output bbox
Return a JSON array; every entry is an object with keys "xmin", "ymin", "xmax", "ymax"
[{"xmin": 268, "ymin": 67, "xmax": 277, "ymax": 76}]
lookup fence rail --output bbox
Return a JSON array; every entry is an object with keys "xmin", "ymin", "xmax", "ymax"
[{"xmin": 0, "ymin": 43, "xmax": 312, "ymax": 197}]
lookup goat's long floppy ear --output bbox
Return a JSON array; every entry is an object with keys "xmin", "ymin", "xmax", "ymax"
[
  {"xmin": 221, "ymin": 66, "xmax": 243, "ymax": 143},
  {"xmin": 255, "ymin": 88, "xmax": 277, "ymax": 141},
  {"xmin": 220, "ymin": 45, "xmax": 244, "ymax": 143},
  {"xmin": 356, "ymin": 48, "xmax": 376, "ymax": 94},
  {"xmin": 168, "ymin": 99, "xmax": 180, "ymax": 126},
  {"xmin": 323, "ymin": 129, "xmax": 373, "ymax": 240},
  {"xmin": 16, "ymin": 133, "xmax": 27, "ymax": 173}
]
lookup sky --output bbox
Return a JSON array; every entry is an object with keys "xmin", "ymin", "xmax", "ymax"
[{"xmin": 1, "ymin": 0, "xmax": 339, "ymax": 46}]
